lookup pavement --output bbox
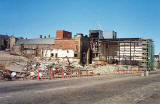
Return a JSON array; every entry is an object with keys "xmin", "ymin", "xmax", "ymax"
[{"xmin": 0, "ymin": 71, "xmax": 160, "ymax": 104}]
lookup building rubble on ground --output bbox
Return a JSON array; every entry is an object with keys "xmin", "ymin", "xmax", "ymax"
[{"xmin": 0, "ymin": 29, "xmax": 154, "ymax": 80}]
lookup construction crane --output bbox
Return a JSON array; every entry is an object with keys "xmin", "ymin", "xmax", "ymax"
[
  {"xmin": 97, "ymin": 21, "xmax": 104, "ymax": 31},
  {"xmin": 97, "ymin": 21, "xmax": 104, "ymax": 39}
]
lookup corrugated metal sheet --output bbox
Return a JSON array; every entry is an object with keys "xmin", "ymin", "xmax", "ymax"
[{"xmin": 15, "ymin": 38, "xmax": 55, "ymax": 45}]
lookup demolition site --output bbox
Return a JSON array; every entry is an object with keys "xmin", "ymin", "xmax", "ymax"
[{"xmin": 0, "ymin": 29, "xmax": 154, "ymax": 80}]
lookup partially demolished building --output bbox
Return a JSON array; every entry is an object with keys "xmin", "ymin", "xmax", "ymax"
[
  {"xmin": 154, "ymin": 54, "xmax": 160, "ymax": 69},
  {"xmin": 12, "ymin": 37, "xmax": 55, "ymax": 57},
  {"xmin": 12, "ymin": 29, "xmax": 154, "ymax": 69},
  {"xmin": 43, "ymin": 30, "xmax": 90, "ymax": 65},
  {"xmin": 89, "ymin": 30, "xmax": 154, "ymax": 69},
  {"xmin": 13, "ymin": 30, "xmax": 90, "ymax": 65}
]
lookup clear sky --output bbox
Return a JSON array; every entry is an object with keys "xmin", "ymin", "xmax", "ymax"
[{"xmin": 0, "ymin": 0, "xmax": 160, "ymax": 54}]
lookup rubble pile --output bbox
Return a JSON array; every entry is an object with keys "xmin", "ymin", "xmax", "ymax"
[
  {"xmin": 0, "ymin": 51, "xmax": 28, "ymax": 64},
  {"xmin": 16, "ymin": 57, "xmax": 84, "ymax": 79},
  {"xmin": 0, "ymin": 51, "xmax": 28, "ymax": 72},
  {"xmin": 85, "ymin": 63, "xmax": 139, "ymax": 75},
  {"xmin": 6, "ymin": 61, "xmax": 27, "ymax": 72},
  {"xmin": 89, "ymin": 64, "xmax": 116, "ymax": 75},
  {"xmin": 31, "ymin": 57, "xmax": 82, "ymax": 70},
  {"xmin": 0, "ymin": 51, "xmax": 141, "ymax": 81},
  {"xmin": 0, "ymin": 51, "xmax": 30, "ymax": 80}
]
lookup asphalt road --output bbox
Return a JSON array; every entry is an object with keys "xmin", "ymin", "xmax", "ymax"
[{"xmin": 0, "ymin": 72, "xmax": 160, "ymax": 104}]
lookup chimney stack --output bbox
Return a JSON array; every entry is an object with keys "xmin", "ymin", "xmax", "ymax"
[{"xmin": 40, "ymin": 35, "xmax": 42, "ymax": 38}]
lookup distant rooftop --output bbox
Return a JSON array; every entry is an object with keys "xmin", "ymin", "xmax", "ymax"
[
  {"xmin": 0, "ymin": 34, "xmax": 10, "ymax": 38},
  {"xmin": 103, "ymin": 31, "xmax": 117, "ymax": 39},
  {"xmin": 15, "ymin": 38, "xmax": 55, "ymax": 45},
  {"xmin": 101, "ymin": 38, "xmax": 153, "ymax": 41}
]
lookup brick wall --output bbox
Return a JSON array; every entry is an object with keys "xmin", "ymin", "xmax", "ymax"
[
  {"xmin": 56, "ymin": 30, "xmax": 72, "ymax": 39},
  {"xmin": 54, "ymin": 40, "xmax": 79, "ymax": 51},
  {"xmin": 12, "ymin": 44, "xmax": 54, "ymax": 57}
]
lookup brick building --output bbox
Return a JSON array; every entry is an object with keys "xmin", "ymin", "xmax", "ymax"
[
  {"xmin": 43, "ymin": 30, "xmax": 90, "ymax": 65},
  {"xmin": 12, "ymin": 37, "xmax": 55, "ymax": 58},
  {"xmin": 56, "ymin": 30, "xmax": 72, "ymax": 39},
  {"xmin": 12, "ymin": 29, "xmax": 154, "ymax": 68},
  {"xmin": 12, "ymin": 30, "xmax": 90, "ymax": 65}
]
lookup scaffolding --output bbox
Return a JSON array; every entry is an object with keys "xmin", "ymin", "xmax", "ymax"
[
  {"xmin": 148, "ymin": 40, "xmax": 154, "ymax": 70},
  {"xmin": 91, "ymin": 38, "xmax": 154, "ymax": 69}
]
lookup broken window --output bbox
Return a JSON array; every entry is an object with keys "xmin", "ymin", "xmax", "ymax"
[
  {"xmin": 93, "ymin": 53, "xmax": 95, "ymax": 58},
  {"xmin": 55, "ymin": 53, "xmax": 58, "ymax": 58},
  {"xmin": 75, "ymin": 45, "xmax": 78, "ymax": 51},
  {"xmin": 90, "ymin": 33, "xmax": 99, "ymax": 38},
  {"xmin": 74, "ymin": 54, "xmax": 78, "ymax": 57},
  {"xmin": 96, "ymin": 53, "xmax": 98, "ymax": 57},
  {"xmin": 51, "ymin": 53, "xmax": 54, "ymax": 57}
]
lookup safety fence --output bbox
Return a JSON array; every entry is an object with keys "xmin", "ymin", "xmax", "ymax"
[
  {"xmin": 37, "ymin": 69, "xmax": 94, "ymax": 80},
  {"xmin": 114, "ymin": 69, "xmax": 145, "ymax": 74}
]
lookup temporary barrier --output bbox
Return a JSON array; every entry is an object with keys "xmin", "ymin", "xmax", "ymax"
[
  {"xmin": 37, "ymin": 69, "xmax": 94, "ymax": 80},
  {"xmin": 114, "ymin": 69, "xmax": 145, "ymax": 74},
  {"xmin": 37, "ymin": 70, "xmax": 52, "ymax": 80}
]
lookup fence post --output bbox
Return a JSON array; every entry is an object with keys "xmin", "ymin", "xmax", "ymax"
[
  {"xmin": 78, "ymin": 69, "xmax": 81, "ymax": 77},
  {"xmin": 61, "ymin": 69, "xmax": 64, "ymax": 79},
  {"xmin": 91, "ymin": 70, "xmax": 94, "ymax": 76},
  {"xmin": 86, "ymin": 69, "xmax": 88, "ymax": 77},
  {"xmin": 38, "ymin": 70, "xmax": 40, "ymax": 80},
  {"xmin": 70, "ymin": 69, "xmax": 72, "ymax": 78},
  {"xmin": 52, "ymin": 70, "xmax": 54, "ymax": 79},
  {"xmin": 50, "ymin": 69, "xmax": 53, "ymax": 80},
  {"xmin": 50, "ymin": 69, "xmax": 52, "ymax": 80}
]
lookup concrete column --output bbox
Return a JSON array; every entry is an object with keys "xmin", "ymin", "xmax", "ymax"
[{"xmin": 86, "ymin": 48, "xmax": 90, "ymax": 65}]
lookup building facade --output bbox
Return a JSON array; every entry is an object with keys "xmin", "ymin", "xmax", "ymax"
[
  {"xmin": 12, "ymin": 30, "xmax": 154, "ymax": 69},
  {"xmin": 12, "ymin": 37, "xmax": 55, "ymax": 58},
  {"xmin": 90, "ymin": 30, "xmax": 154, "ymax": 69},
  {"xmin": 154, "ymin": 54, "xmax": 160, "ymax": 70},
  {"xmin": 42, "ymin": 31, "xmax": 90, "ymax": 65}
]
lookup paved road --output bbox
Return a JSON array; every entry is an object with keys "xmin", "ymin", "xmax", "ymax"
[{"xmin": 0, "ymin": 72, "xmax": 160, "ymax": 104}]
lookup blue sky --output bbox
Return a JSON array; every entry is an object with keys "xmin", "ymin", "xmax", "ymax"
[{"xmin": 0, "ymin": 0, "xmax": 160, "ymax": 54}]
